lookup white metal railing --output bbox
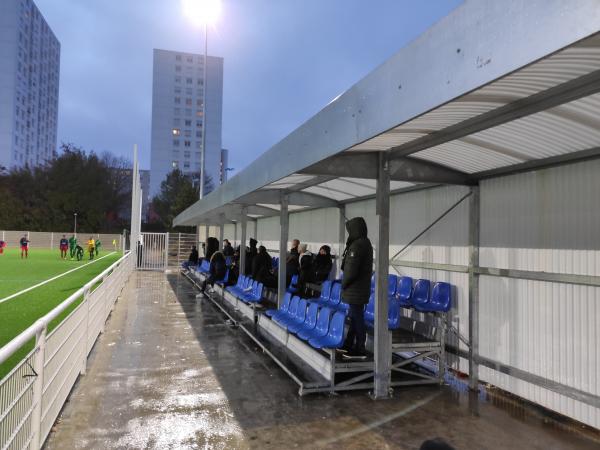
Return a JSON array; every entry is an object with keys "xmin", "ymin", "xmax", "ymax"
[{"xmin": 0, "ymin": 251, "xmax": 134, "ymax": 450}]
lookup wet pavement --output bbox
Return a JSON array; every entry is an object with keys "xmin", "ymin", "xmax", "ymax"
[{"xmin": 45, "ymin": 271, "xmax": 600, "ymax": 450}]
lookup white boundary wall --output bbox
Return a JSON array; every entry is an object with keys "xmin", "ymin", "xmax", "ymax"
[{"xmin": 241, "ymin": 159, "xmax": 599, "ymax": 429}]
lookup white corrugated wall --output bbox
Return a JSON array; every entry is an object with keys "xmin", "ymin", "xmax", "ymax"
[{"xmin": 479, "ymin": 159, "xmax": 600, "ymax": 429}]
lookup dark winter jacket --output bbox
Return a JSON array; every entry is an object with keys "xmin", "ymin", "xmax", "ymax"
[
  {"xmin": 252, "ymin": 246, "xmax": 272, "ymax": 283},
  {"xmin": 222, "ymin": 243, "xmax": 234, "ymax": 257},
  {"xmin": 188, "ymin": 248, "xmax": 199, "ymax": 265},
  {"xmin": 314, "ymin": 245, "xmax": 333, "ymax": 282},
  {"xmin": 341, "ymin": 218, "xmax": 373, "ymax": 305},
  {"xmin": 210, "ymin": 251, "xmax": 227, "ymax": 280},
  {"xmin": 297, "ymin": 251, "xmax": 314, "ymax": 289},
  {"xmin": 244, "ymin": 239, "xmax": 258, "ymax": 275}
]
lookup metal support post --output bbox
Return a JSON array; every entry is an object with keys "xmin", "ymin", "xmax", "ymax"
[
  {"xmin": 164, "ymin": 232, "xmax": 170, "ymax": 269},
  {"xmin": 337, "ymin": 205, "xmax": 346, "ymax": 278},
  {"xmin": 240, "ymin": 207, "xmax": 248, "ymax": 276},
  {"xmin": 81, "ymin": 286, "xmax": 90, "ymax": 375},
  {"xmin": 468, "ymin": 185, "xmax": 481, "ymax": 391},
  {"xmin": 278, "ymin": 193, "xmax": 289, "ymax": 307},
  {"xmin": 219, "ymin": 214, "xmax": 225, "ymax": 246},
  {"xmin": 234, "ymin": 222, "xmax": 238, "ymax": 247},
  {"xmin": 373, "ymin": 152, "xmax": 391, "ymax": 399},
  {"xmin": 30, "ymin": 324, "xmax": 47, "ymax": 449}
]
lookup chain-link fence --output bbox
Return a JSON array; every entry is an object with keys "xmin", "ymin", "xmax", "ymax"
[{"xmin": 0, "ymin": 230, "xmax": 125, "ymax": 251}]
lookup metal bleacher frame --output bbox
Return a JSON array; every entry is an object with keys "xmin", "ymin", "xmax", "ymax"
[{"xmin": 183, "ymin": 268, "xmax": 446, "ymax": 395}]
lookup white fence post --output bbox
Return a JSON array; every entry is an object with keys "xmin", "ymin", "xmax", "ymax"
[
  {"xmin": 81, "ymin": 286, "xmax": 90, "ymax": 375},
  {"xmin": 30, "ymin": 324, "xmax": 47, "ymax": 449},
  {"xmin": 50, "ymin": 232, "xmax": 54, "ymax": 250}
]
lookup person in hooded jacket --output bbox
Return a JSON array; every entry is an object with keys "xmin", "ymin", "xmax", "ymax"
[
  {"xmin": 203, "ymin": 250, "xmax": 227, "ymax": 293},
  {"xmin": 244, "ymin": 238, "xmax": 258, "ymax": 275},
  {"xmin": 252, "ymin": 245, "xmax": 276, "ymax": 286},
  {"xmin": 313, "ymin": 245, "xmax": 333, "ymax": 282},
  {"xmin": 297, "ymin": 244, "xmax": 314, "ymax": 295},
  {"xmin": 222, "ymin": 239, "xmax": 234, "ymax": 257},
  {"xmin": 339, "ymin": 217, "xmax": 373, "ymax": 360}
]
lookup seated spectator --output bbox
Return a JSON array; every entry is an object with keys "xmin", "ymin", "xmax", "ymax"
[
  {"xmin": 203, "ymin": 251, "xmax": 227, "ymax": 293},
  {"xmin": 222, "ymin": 239, "xmax": 234, "ymax": 256},
  {"xmin": 182, "ymin": 245, "xmax": 199, "ymax": 270},
  {"xmin": 282, "ymin": 238, "xmax": 300, "ymax": 282},
  {"xmin": 252, "ymin": 245, "xmax": 276, "ymax": 287},
  {"xmin": 313, "ymin": 245, "xmax": 333, "ymax": 282},
  {"xmin": 226, "ymin": 247, "xmax": 240, "ymax": 287},
  {"xmin": 297, "ymin": 244, "xmax": 314, "ymax": 294},
  {"xmin": 244, "ymin": 238, "xmax": 258, "ymax": 275}
]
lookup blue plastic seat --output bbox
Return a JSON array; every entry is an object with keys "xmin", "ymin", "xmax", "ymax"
[
  {"xmin": 242, "ymin": 282, "xmax": 264, "ymax": 303},
  {"xmin": 286, "ymin": 298, "xmax": 308, "ymax": 332},
  {"xmin": 387, "ymin": 274, "xmax": 398, "ymax": 297},
  {"xmin": 266, "ymin": 292, "xmax": 291, "ymax": 317},
  {"xmin": 273, "ymin": 296, "xmax": 300, "ymax": 326},
  {"xmin": 411, "ymin": 279, "xmax": 431, "ymax": 310},
  {"xmin": 239, "ymin": 280, "xmax": 257, "ymax": 300},
  {"xmin": 310, "ymin": 280, "xmax": 332, "ymax": 306},
  {"xmin": 297, "ymin": 307, "xmax": 332, "ymax": 341},
  {"xmin": 364, "ymin": 292, "xmax": 375, "ymax": 323},
  {"xmin": 416, "ymin": 282, "xmax": 451, "ymax": 312},
  {"xmin": 309, "ymin": 311, "xmax": 347, "ymax": 349},
  {"xmin": 396, "ymin": 276, "xmax": 413, "ymax": 307},
  {"xmin": 388, "ymin": 298, "xmax": 401, "ymax": 329},
  {"xmin": 225, "ymin": 256, "xmax": 232, "ymax": 267},
  {"xmin": 233, "ymin": 277, "xmax": 252, "ymax": 297},
  {"xmin": 327, "ymin": 282, "xmax": 341, "ymax": 307},
  {"xmin": 286, "ymin": 274, "xmax": 299, "ymax": 294},
  {"xmin": 225, "ymin": 275, "xmax": 245, "ymax": 294},
  {"xmin": 289, "ymin": 302, "xmax": 319, "ymax": 334}
]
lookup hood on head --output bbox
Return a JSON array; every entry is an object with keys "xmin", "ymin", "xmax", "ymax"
[
  {"xmin": 249, "ymin": 238, "xmax": 258, "ymax": 247},
  {"xmin": 346, "ymin": 217, "xmax": 368, "ymax": 241},
  {"xmin": 319, "ymin": 245, "xmax": 331, "ymax": 255}
]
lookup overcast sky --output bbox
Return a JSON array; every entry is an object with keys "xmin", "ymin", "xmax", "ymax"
[{"xmin": 35, "ymin": 0, "xmax": 463, "ymax": 172}]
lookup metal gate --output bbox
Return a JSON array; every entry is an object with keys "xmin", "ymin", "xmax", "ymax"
[{"xmin": 136, "ymin": 232, "xmax": 168, "ymax": 271}]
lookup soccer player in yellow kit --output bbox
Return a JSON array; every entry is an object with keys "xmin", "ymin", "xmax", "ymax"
[{"xmin": 87, "ymin": 237, "xmax": 96, "ymax": 260}]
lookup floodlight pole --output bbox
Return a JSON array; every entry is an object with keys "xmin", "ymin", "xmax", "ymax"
[
  {"xmin": 74, "ymin": 213, "xmax": 78, "ymax": 237},
  {"xmin": 199, "ymin": 23, "xmax": 208, "ymax": 199}
]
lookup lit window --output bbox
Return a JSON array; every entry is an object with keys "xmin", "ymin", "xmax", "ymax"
[
  {"xmin": 196, "ymin": 111, "xmax": 203, "ymax": 117},
  {"xmin": 172, "ymin": 160, "xmax": 179, "ymax": 168},
  {"xmin": 172, "ymin": 128, "xmax": 180, "ymax": 136}
]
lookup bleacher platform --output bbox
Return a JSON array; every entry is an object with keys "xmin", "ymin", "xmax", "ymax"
[{"xmin": 182, "ymin": 261, "xmax": 451, "ymax": 394}]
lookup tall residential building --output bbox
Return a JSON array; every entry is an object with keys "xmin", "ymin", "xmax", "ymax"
[
  {"xmin": 150, "ymin": 49, "xmax": 223, "ymax": 197},
  {"xmin": 0, "ymin": 0, "xmax": 60, "ymax": 171}
]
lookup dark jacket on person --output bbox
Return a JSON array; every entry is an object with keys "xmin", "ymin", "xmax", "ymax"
[
  {"xmin": 209, "ymin": 251, "xmax": 227, "ymax": 281},
  {"xmin": 222, "ymin": 243, "xmax": 234, "ymax": 257},
  {"xmin": 252, "ymin": 246, "xmax": 272, "ymax": 283},
  {"xmin": 341, "ymin": 217, "xmax": 373, "ymax": 305},
  {"xmin": 298, "ymin": 251, "xmax": 314, "ymax": 285},
  {"xmin": 188, "ymin": 248, "xmax": 199, "ymax": 265},
  {"xmin": 314, "ymin": 245, "xmax": 333, "ymax": 282},
  {"xmin": 244, "ymin": 238, "xmax": 258, "ymax": 275}
]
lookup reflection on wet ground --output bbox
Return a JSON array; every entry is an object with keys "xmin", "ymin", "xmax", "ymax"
[{"xmin": 45, "ymin": 272, "xmax": 600, "ymax": 449}]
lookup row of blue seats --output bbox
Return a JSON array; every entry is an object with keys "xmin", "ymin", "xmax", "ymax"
[
  {"xmin": 369, "ymin": 274, "xmax": 451, "ymax": 311},
  {"xmin": 225, "ymin": 274, "xmax": 264, "ymax": 303},
  {"xmin": 267, "ymin": 293, "xmax": 346, "ymax": 350}
]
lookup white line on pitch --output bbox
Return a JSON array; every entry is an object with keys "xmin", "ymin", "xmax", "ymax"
[{"xmin": 0, "ymin": 252, "xmax": 117, "ymax": 305}]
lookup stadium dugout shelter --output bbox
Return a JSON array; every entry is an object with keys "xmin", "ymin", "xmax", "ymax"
[{"xmin": 175, "ymin": 0, "xmax": 600, "ymax": 429}]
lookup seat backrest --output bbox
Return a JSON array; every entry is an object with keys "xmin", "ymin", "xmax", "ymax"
[
  {"xmin": 396, "ymin": 276, "xmax": 413, "ymax": 301},
  {"xmin": 243, "ymin": 277, "xmax": 252, "ymax": 289},
  {"xmin": 287, "ymin": 296, "xmax": 300, "ymax": 317},
  {"xmin": 237, "ymin": 275, "xmax": 245, "ymax": 287},
  {"xmin": 289, "ymin": 274, "xmax": 299, "ymax": 288},
  {"xmin": 370, "ymin": 274, "xmax": 375, "ymax": 292},
  {"xmin": 295, "ymin": 298, "xmax": 308, "ymax": 322},
  {"xmin": 315, "ymin": 307, "xmax": 332, "ymax": 336},
  {"xmin": 365, "ymin": 292, "xmax": 375, "ymax": 320},
  {"xmin": 304, "ymin": 303, "xmax": 319, "ymax": 328},
  {"xmin": 412, "ymin": 279, "xmax": 431, "ymax": 307},
  {"xmin": 329, "ymin": 282, "xmax": 341, "ymax": 305},
  {"xmin": 254, "ymin": 283, "xmax": 264, "ymax": 299},
  {"xmin": 388, "ymin": 298, "xmax": 401, "ymax": 329},
  {"xmin": 225, "ymin": 256, "xmax": 232, "ymax": 266},
  {"xmin": 388, "ymin": 274, "xmax": 398, "ymax": 296},
  {"xmin": 319, "ymin": 280, "xmax": 332, "ymax": 302},
  {"xmin": 280, "ymin": 292, "xmax": 292, "ymax": 312},
  {"xmin": 328, "ymin": 311, "xmax": 347, "ymax": 343},
  {"xmin": 431, "ymin": 282, "xmax": 452, "ymax": 312}
]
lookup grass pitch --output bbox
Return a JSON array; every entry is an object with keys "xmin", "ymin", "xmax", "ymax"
[{"xmin": 0, "ymin": 248, "xmax": 122, "ymax": 378}]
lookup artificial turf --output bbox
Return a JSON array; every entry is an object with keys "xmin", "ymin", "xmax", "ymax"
[{"xmin": 0, "ymin": 248, "xmax": 122, "ymax": 378}]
